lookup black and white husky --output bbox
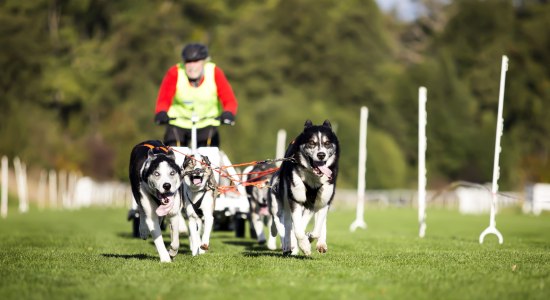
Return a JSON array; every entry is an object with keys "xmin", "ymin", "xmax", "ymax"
[
  {"xmin": 269, "ymin": 120, "xmax": 339, "ymax": 256},
  {"xmin": 244, "ymin": 162, "xmax": 277, "ymax": 250},
  {"xmin": 181, "ymin": 154, "xmax": 217, "ymax": 256},
  {"xmin": 129, "ymin": 140, "xmax": 184, "ymax": 262}
]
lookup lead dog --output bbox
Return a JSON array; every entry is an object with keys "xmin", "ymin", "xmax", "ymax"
[
  {"xmin": 270, "ymin": 120, "xmax": 339, "ymax": 256},
  {"xmin": 129, "ymin": 140, "xmax": 184, "ymax": 262},
  {"xmin": 181, "ymin": 154, "xmax": 217, "ymax": 256}
]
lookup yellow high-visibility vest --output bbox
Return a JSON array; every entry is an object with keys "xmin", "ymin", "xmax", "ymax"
[{"xmin": 168, "ymin": 62, "xmax": 221, "ymax": 128}]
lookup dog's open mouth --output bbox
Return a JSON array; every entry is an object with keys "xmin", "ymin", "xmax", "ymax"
[
  {"xmin": 312, "ymin": 161, "xmax": 332, "ymax": 178},
  {"xmin": 192, "ymin": 175, "xmax": 203, "ymax": 186},
  {"xmin": 156, "ymin": 192, "xmax": 175, "ymax": 217}
]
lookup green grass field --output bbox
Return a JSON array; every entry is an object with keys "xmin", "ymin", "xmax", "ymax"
[{"xmin": 0, "ymin": 205, "xmax": 549, "ymax": 300}]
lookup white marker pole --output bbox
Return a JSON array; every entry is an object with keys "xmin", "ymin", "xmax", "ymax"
[
  {"xmin": 276, "ymin": 129, "xmax": 286, "ymax": 167},
  {"xmin": 1, "ymin": 156, "xmax": 8, "ymax": 218},
  {"xmin": 479, "ymin": 55, "xmax": 508, "ymax": 244},
  {"xmin": 350, "ymin": 106, "xmax": 368, "ymax": 232},
  {"xmin": 418, "ymin": 87, "xmax": 427, "ymax": 238},
  {"xmin": 14, "ymin": 157, "xmax": 29, "ymax": 213}
]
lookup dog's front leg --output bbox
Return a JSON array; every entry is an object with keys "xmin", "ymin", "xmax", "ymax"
[
  {"xmin": 146, "ymin": 213, "xmax": 171, "ymax": 263},
  {"xmin": 282, "ymin": 192, "xmax": 293, "ymax": 256},
  {"xmin": 167, "ymin": 215, "xmax": 180, "ymax": 258},
  {"xmin": 199, "ymin": 195, "xmax": 214, "ymax": 254},
  {"xmin": 187, "ymin": 216, "xmax": 201, "ymax": 256},
  {"xmin": 200, "ymin": 213, "xmax": 214, "ymax": 253},
  {"xmin": 251, "ymin": 210, "xmax": 266, "ymax": 244},
  {"xmin": 291, "ymin": 205, "xmax": 311, "ymax": 256},
  {"xmin": 138, "ymin": 206, "xmax": 149, "ymax": 239},
  {"xmin": 308, "ymin": 207, "xmax": 329, "ymax": 253},
  {"xmin": 316, "ymin": 213, "xmax": 328, "ymax": 254}
]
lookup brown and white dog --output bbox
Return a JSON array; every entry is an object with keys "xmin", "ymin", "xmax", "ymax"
[{"xmin": 181, "ymin": 154, "xmax": 217, "ymax": 256}]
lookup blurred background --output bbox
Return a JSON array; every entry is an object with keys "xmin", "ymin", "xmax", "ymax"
[{"xmin": 0, "ymin": 0, "xmax": 548, "ymax": 193}]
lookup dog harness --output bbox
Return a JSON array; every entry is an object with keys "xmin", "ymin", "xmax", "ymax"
[
  {"xmin": 187, "ymin": 189, "xmax": 212, "ymax": 219},
  {"xmin": 142, "ymin": 143, "xmax": 170, "ymax": 153}
]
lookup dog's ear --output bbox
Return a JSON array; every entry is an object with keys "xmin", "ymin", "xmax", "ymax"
[
  {"xmin": 304, "ymin": 120, "xmax": 313, "ymax": 129},
  {"xmin": 322, "ymin": 120, "xmax": 332, "ymax": 129},
  {"xmin": 147, "ymin": 148, "xmax": 156, "ymax": 160},
  {"xmin": 165, "ymin": 148, "xmax": 176, "ymax": 160},
  {"xmin": 142, "ymin": 156, "xmax": 152, "ymax": 179},
  {"xmin": 202, "ymin": 155, "xmax": 211, "ymax": 166},
  {"xmin": 183, "ymin": 155, "xmax": 193, "ymax": 168}
]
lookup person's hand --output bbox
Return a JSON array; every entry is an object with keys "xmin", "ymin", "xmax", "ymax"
[
  {"xmin": 154, "ymin": 111, "xmax": 170, "ymax": 125},
  {"xmin": 218, "ymin": 111, "xmax": 235, "ymax": 126}
]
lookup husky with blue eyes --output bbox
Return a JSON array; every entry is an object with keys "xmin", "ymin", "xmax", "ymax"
[{"xmin": 129, "ymin": 140, "xmax": 184, "ymax": 262}]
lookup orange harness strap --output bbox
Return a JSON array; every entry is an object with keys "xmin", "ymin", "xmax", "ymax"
[{"xmin": 143, "ymin": 143, "xmax": 170, "ymax": 153}]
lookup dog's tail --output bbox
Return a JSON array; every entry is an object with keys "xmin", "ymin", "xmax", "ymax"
[{"xmin": 270, "ymin": 216, "xmax": 278, "ymax": 237}]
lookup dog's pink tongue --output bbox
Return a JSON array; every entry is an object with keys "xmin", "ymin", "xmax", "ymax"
[
  {"xmin": 318, "ymin": 165, "xmax": 332, "ymax": 178},
  {"xmin": 259, "ymin": 206, "xmax": 269, "ymax": 216},
  {"xmin": 156, "ymin": 198, "xmax": 174, "ymax": 217},
  {"xmin": 193, "ymin": 178, "xmax": 201, "ymax": 185}
]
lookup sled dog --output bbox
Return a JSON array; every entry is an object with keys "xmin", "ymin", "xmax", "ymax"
[
  {"xmin": 181, "ymin": 154, "xmax": 217, "ymax": 256},
  {"xmin": 244, "ymin": 162, "xmax": 277, "ymax": 250},
  {"xmin": 129, "ymin": 140, "xmax": 184, "ymax": 262},
  {"xmin": 270, "ymin": 120, "xmax": 340, "ymax": 256}
]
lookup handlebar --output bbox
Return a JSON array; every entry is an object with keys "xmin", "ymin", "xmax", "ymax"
[{"xmin": 168, "ymin": 115, "xmax": 234, "ymax": 126}]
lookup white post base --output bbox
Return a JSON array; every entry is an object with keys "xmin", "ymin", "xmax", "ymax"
[
  {"xmin": 349, "ymin": 219, "xmax": 367, "ymax": 232},
  {"xmin": 479, "ymin": 226, "xmax": 503, "ymax": 244},
  {"xmin": 419, "ymin": 222, "xmax": 427, "ymax": 238}
]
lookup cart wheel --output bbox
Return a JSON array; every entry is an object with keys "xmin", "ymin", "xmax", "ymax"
[
  {"xmin": 129, "ymin": 210, "xmax": 140, "ymax": 238},
  {"xmin": 132, "ymin": 217, "xmax": 139, "ymax": 238},
  {"xmin": 234, "ymin": 215, "xmax": 246, "ymax": 238}
]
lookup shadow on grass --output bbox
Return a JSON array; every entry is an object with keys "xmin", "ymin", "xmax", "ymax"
[
  {"xmin": 242, "ymin": 251, "xmax": 313, "ymax": 260},
  {"xmin": 223, "ymin": 239, "xmax": 312, "ymax": 259},
  {"xmin": 117, "ymin": 232, "xmax": 138, "ymax": 239},
  {"xmin": 101, "ymin": 253, "xmax": 158, "ymax": 261},
  {"xmin": 223, "ymin": 239, "xmax": 275, "ymax": 252}
]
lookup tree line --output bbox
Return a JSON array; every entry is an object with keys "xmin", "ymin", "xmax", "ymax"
[{"xmin": 0, "ymin": 0, "xmax": 548, "ymax": 190}]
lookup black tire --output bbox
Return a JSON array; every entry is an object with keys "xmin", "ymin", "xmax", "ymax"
[
  {"xmin": 132, "ymin": 215, "xmax": 140, "ymax": 238},
  {"xmin": 234, "ymin": 215, "xmax": 246, "ymax": 238}
]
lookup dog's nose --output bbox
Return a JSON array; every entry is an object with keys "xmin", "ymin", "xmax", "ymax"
[
  {"xmin": 162, "ymin": 183, "xmax": 171, "ymax": 191},
  {"xmin": 317, "ymin": 152, "xmax": 326, "ymax": 160}
]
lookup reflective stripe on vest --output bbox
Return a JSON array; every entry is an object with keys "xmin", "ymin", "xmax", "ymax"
[{"xmin": 168, "ymin": 62, "xmax": 221, "ymax": 128}]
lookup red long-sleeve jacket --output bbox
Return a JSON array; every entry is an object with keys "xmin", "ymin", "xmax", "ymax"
[{"xmin": 154, "ymin": 65, "xmax": 238, "ymax": 115}]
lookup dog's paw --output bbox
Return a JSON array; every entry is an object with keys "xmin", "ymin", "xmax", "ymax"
[
  {"xmin": 139, "ymin": 224, "xmax": 149, "ymax": 240},
  {"xmin": 200, "ymin": 244, "xmax": 209, "ymax": 251},
  {"xmin": 298, "ymin": 238, "xmax": 311, "ymax": 256},
  {"xmin": 316, "ymin": 243, "xmax": 328, "ymax": 254},
  {"xmin": 160, "ymin": 254, "xmax": 172, "ymax": 263},
  {"xmin": 168, "ymin": 245, "xmax": 179, "ymax": 258},
  {"xmin": 267, "ymin": 238, "xmax": 277, "ymax": 250}
]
